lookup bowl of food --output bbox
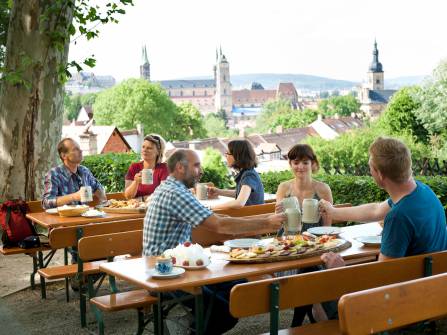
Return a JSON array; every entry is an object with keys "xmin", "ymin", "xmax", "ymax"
[{"xmin": 57, "ymin": 205, "xmax": 89, "ymax": 217}]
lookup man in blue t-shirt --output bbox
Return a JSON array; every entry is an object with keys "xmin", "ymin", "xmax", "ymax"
[{"xmin": 320, "ymin": 136, "xmax": 447, "ymax": 264}]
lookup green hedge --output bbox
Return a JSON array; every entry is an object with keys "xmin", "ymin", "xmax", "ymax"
[
  {"xmin": 260, "ymin": 171, "xmax": 447, "ymax": 210},
  {"xmin": 82, "ymin": 152, "xmax": 233, "ymax": 192}
]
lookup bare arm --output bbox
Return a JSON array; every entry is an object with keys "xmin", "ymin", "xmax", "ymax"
[
  {"xmin": 211, "ymin": 185, "xmax": 251, "ymax": 210},
  {"xmin": 56, "ymin": 191, "xmax": 81, "ymax": 207},
  {"xmin": 320, "ymin": 199, "xmax": 390, "ymax": 223},
  {"xmin": 124, "ymin": 172, "xmax": 142, "ymax": 199},
  {"xmin": 200, "ymin": 212, "xmax": 284, "ymax": 235},
  {"xmin": 275, "ymin": 182, "xmax": 289, "ymax": 213}
]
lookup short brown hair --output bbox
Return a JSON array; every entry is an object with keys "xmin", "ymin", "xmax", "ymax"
[
  {"xmin": 57, "ymin": 138, "xmax": 74, "ymax": 161},
  {"xmin": 167, "ymin": 149, "xmax": 189, "ymax": 173},
  {"xmin": 143, "ymin": 134, "xmax": 165, "ymax": 164},
  {"xmin": 369, "ymin": 137, "xmax": 412, "ymax": 183},
  {"xmin": 227, "ymin": 140, "xmax": 257, "ymax": 170},
  {"xmin": 287, "ymin": 144, "xmax": 320, "ymax": 172}
]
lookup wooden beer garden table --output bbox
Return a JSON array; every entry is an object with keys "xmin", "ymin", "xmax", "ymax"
[
  {"xmin": 26, "ymin": 211, "xmax": 145, "ymax": 230},
  {"xmin": 100, "ymin": 222, "xmax": 382, "ymax": 335}
]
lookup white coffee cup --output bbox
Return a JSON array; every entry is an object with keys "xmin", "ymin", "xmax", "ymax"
[
  {"xmin": 285, "ymin": 208, "xmax": 302, "ymax": 235},
  {"xmin": 80, "ymin": 186, "xmax": 93, "ymax": 203},
  {"xmin": 302, "ymin": 198, "xmax": 320, "ymax": 223},
  {"xmin": 196, "ymin": 183, "xmax": 208, "ymax": 200},
  {"xmin": 141, "ymin": 169, "xmax": 153, "ymax": 185}
]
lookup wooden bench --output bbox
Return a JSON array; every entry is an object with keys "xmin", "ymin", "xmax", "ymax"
[
  {"xmin": 78, "ymin": 230, "xmax": 157, "ymax": 334},
  {"xmin": 338, "ymin": 272, "xmax": 447, "ymax": 334},
  {"xmin": 229, "ymin": 250, "xmax": 447, "ymax": 334},
  {"xmin": 214, "ymin": 202, "xmax": 276, "ymax": 217},
  {"xmin": 38, "ymin": 218, "xmax": 143, "ymax": 300}
]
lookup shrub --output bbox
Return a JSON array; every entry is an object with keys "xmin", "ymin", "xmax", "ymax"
[
  {"xmin": 260, "ymin": 172, "xmax": 447, "ymax": 211},
  {"xmin": 83, "ymin": 151, "xmax": 234, "ymax": 192}
]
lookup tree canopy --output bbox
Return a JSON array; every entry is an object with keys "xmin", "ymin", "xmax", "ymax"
[
  {"xmin": 317, "ymin": 94, "xmax": 360, "ymax": 117},
  {"xmin": 171, "ymin": 102, "xmax": 208, "ymax": 140},
  {"xmin": 204, "ymin": 113, "xmax": 237, "ymax": 138}
]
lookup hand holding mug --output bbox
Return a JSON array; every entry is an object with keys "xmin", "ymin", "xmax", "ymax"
[
  {"xmin": 267, "ymin": 213, "xmax": 287, "ymax": 228},
  {"xmin": 207, "ymin": 187, "xmax": 219, "ymax": 199},
  {"xmin": 275, "ymin": 202, "xmax": 284, "ymax": 214},
  {"xmin": 134, "ymin": 172, "xmax": 142, "ymax": 185}
]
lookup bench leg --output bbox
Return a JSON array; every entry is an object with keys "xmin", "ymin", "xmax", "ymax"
[
  {"xmin": 31, "ymin": 254, "xmax": 38, "ymax": 290},
  {"xmin": 137, "ymin": 308, "xmax": 145, "ymax": 335},
  {"xmin": 64, "ymin": 248, "xmax": 70, "ymax": 302},
  {"xmin": 80, "ymin": 279, "xmax": 87, "ymax": 328},
  {"xmin": 38, "ymin": 251, "xmax": 47, "ymax": 299},
  {"xmin": 91, "ymin": 304, "xmax": 105, "ymax": 335}
]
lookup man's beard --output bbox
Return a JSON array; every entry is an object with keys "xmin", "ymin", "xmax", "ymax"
[{"xmin": 184, "ymin": 174, "xmax": 197, "ymax": 189}]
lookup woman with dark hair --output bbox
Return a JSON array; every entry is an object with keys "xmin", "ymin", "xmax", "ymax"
[
  {"xmin": 208, "ymin": 139, "xmax": 264, "ymax": 210},
  {"xmin": 124, "ymin": 134, "xmax": 169, "ymax": 199},
  {"xmin": 276, "ymin": 144, "xmax": 333, "ymax": 231}
]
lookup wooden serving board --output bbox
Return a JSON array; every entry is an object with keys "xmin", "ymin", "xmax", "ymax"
[
  {"xmin": 228, "ymin": 239, "xmax": 351, "ymax": 264},
  {"xmin": 101, "ymin": 207, "xmax": 146, "ymax": 214}
]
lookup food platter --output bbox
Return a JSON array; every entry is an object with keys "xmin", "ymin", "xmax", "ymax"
[
  {"xmin": 228, "ymin": 235, "xmax": 351, "ymax": 264},
  {"xmin": 99, "ymin": 199, "xmax": 147, "ymax": 214}
]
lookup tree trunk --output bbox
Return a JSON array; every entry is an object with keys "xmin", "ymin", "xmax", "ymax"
[{"xmin": 0, "ymin": 0, "xmax": 72, "ymax": 201}]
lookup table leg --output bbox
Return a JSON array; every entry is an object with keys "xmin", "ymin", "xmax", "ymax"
[
  {"xmin": 153, "ymin": 293, "xmax": 164, "ymax": 335},
  {"xmin": 195, "ymin": 293, "xmax": 204, "ymax": 335}
]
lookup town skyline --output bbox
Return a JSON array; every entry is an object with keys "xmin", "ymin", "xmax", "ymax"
[{"xmin": 68, "ymin": 0, "xmax": 447, "ymax": 83}]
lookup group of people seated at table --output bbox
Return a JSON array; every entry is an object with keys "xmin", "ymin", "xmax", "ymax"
[{"xmin": 40, "ymin": 134, "xmax": 447, "ymax": 334}]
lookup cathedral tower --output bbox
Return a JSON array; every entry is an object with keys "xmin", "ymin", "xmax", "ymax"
[
  {"xmin": 140, "ymin": 45, "xmax": 150, "ymax": 81},
  {"xmin": 215, "ymin": 47, "xmax": 232, "ymax": 118},
  {"xmin": 367, "ymin": 40, "xmax": 384, "ymax": 90}
]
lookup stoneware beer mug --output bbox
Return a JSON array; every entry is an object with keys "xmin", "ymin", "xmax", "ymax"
[
  {"xmin": 196, "ymin": 183, "xmax": 208, "ymax": 200},
  {"xmin": 80, "ymin": 186, "xmax": 93, "ymax": 203},
  {"xmin": 141, "ymin": 168, "xmax": 153, "ymax": 185},
  {"xmin": 281, "ymin": 196, "xmax": 300, "ymax": 211},
  {"xmin": 302, "ymin": 198, "xmax": 320, "ymax": 223},
  {"xmin": 285, "ymin": 207, "xmax": 302, "ymax": 235}
]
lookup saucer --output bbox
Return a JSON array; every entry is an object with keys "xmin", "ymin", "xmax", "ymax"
[{"xmin": 147, "ymin": 266, "xmax": 185, "ymax": 279}]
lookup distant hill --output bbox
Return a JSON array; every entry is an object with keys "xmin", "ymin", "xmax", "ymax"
[
  {"xmin": 181, "ymin": 73, "xmax": 428, "ymax": 91},
  {"xmin": 385, "ymin": 75, "xmax": 428, "ymax": 89}
]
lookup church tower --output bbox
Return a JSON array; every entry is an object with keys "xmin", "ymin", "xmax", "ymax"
[
  {"xmin": 215, "ymin": 47, "xmax": 232, "ymax": 119},
  {"xmin": 140, "ymin": 45, "xmax": 150, "ymax": 81},
  {"xmin": 367, "ymin": 40, "xmax": 384, "ymax": 90}
]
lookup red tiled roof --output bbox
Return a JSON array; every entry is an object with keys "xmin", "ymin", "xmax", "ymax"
[
  {"xmin": 232, "ymin": 89, "xmax": 276, "ymax": 104},
  {"xmin": 322, "ymin": 117, "xmax": 363, "ymax": 134}
]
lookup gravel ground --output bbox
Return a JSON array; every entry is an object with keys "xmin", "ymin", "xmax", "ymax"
[{"xmin": 1, "ymin": 253, "xmax": 447, "ymax": 335}]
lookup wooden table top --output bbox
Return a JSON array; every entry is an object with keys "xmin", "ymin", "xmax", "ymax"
[
  {"xmin": 26, "ymin": 211, "xmax": 145, "ymax": 229},
  {"xmin": 100, "ymin": 222, "xmax": 382, "ymax": 292}
]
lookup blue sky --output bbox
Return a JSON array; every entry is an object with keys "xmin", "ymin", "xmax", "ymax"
[{"xmin": 69, "ymin": 0, "xmax": 447, "ymax": 82}]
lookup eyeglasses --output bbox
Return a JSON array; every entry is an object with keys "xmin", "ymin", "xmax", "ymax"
[
  {"xmin": 225, "ymin": 152, "xmax": 232, "ymax": 156},
  {"xmin": 144, "ymin": 135, "xmax": 161, "ymax": 149}
]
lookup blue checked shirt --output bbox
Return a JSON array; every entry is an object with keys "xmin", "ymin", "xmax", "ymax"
[
  {"xmin": 42, "ymin": 164, "xmax": 104, "ymax": 209},
  {"xmin": 143, "ymin": 176, "xmax": 213, "ymax": 256}
]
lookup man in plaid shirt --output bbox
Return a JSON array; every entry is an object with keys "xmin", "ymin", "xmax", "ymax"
[
  {"xmin": 143, "ymin": 149, "xmax": 284, "ymax": 256},
  {"xmin": 143, "ymin": 149, "xmax": 284, "ymax": 335},
  {"xmin": 42, "ymin": 138, "xmax": 106, "ymax": 209}
]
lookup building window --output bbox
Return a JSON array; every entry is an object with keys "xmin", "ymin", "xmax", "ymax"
[
  {"xmin": 168, "ymin": 91, "xmax": 171, "ymax": 96},
  {"xmin": 376, "ymin": 79, "xmax": 380, "ymax": 84},
  {"xmin": 180, "ymin": 91, "xmax": 183, "ymax": 97},
  {"xmin": 223, "ymin": 75, "xmax": 226, "ymax": 81},
  {"xmin": 193, "ymin": 90, "xmax": 195, "ymax": 96},
  {"xmin": 204, "ymin": 91, "xmax": 207, "ymax": 96},
  {"xmin": 224, "ymin": 89, "xmax": 227, "ymax": 95}
]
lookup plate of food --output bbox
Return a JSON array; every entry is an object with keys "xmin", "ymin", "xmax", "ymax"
[
  {"xmin": 224, "ymin": 238, "xmax": 261, "ymax": 249},
  {"xmin": 81, "ymin": 209, "xmax": 106, "ymax": 218},
  {"xmin": 163, "ymin": 242, "xmax": 211, "ymax": 270},
  {"xmin": 355, "ymin": 235, "xmax": 381, "ymax": 246},
  {"xmin": 147, "ymin": 267, "xmax": 185, "ymax": 279},
  {"xmin": 57, "ymin": 205, "xmax": 89, "ymax": 217},
  {"xmin": 307, "ymin": 226, "xmax": 342, "ymax": 236},
  {"xmin": 99, "ymin": 199, "xmax": 147, "ymax": 213},
  {"xmin": 45, "ymin": 208, "xmax": 58, "ymax": 215},
  {"xmin": 228, "ymin": 234, "xmax": 350, "ymax": 263}
]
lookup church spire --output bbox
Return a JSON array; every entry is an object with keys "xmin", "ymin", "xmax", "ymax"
[
  {"xmin": 369, "ymin": 39, "xmax": 383, "ymax": 72},
  {"xmin": 140, "ymin": 45, "xmax": 150, "ymax": 81}
]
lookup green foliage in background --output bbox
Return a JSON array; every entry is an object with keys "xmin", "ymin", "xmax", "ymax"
[
  {"xmin": 318, "ymin": 94, "xmax": 360, "ymax": 117},
  {"xmin": 171, "ymin": 103, "xmax": 208, "ymax": 140},
  {"xmin": 204, "ymin": 113, "xmax": 237, "ymax": 138},
  {"xmin": 376, "ymin": 86, "xmax": 429, "ymax": 144},
  {"xmin": 82, "ymin": 150, "xmax": 234, "ymax": 192},
  {"xmin": 201, "ymin": 148, "xmax": 233, "ymax": 188},
  {"xmin": 83, "ymin": 152, "xmax": 139, "ymax": 192},
  {"xmin": 260, "ymin": 172, "xmax": 447, "ymax": 211},
  {"xmin": 306, "ymin": 124, "xmax": 431, "ymax": 170}
]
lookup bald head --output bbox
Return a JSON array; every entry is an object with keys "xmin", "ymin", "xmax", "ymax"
[{"xmin": 167, "ymin": 149, "xmax": 202, "ymax": 188}]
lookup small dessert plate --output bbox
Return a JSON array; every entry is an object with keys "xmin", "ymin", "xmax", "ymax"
[{"xmin": 147, "ymin": 266, "xmax": 185, "ymax": 279}]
